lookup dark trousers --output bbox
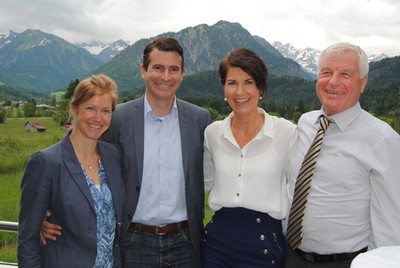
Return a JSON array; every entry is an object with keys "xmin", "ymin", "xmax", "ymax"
[
  {"xmin": 203, "ymin": 207, "xmax": 285, "ymax": 268},
  {"xmin": 120, "ymin": 227, "xmax": 200, "ymax": 268},
  {"xmin": 284, "ymin": 244, "xmax": 357, "ymax": 268}
]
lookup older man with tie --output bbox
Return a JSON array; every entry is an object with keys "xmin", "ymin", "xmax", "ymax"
[{"xmin": 285, "ymin": 42, "xmax": 400, "ymax": 268}]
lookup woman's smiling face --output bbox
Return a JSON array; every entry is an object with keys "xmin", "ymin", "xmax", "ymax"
[{"xmin": 224, "ymin": 67, "xmax": 261, "ymax": 116}]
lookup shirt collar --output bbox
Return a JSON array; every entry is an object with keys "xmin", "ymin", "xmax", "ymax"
[
  {"xmin": 221, "ymin": 107, "xmax": 272, "ymax": 139},
  {"xmin": 144, "ymin": 94, "xmax": 178, "ymax": 120},
  {"xmin": 320, "ymin": 102, "xmax": 362, "ymax": 132}
]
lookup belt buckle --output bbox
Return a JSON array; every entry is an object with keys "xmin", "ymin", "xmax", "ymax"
[
  {"xmin": 297, "ymin": 249, "xmax": 314, "ymax": 262},
  {"xmin": 305, "ymin": 253, "xmax": 314, "ymax": 262},
  {"xmin": 155, "ymin": 225, "xmax": 167, "ymax": 236}
]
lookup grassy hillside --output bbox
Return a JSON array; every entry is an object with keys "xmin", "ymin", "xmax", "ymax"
[{"xmin": 0, "ymin": 117, "xmax": 65, "ymax": 263}]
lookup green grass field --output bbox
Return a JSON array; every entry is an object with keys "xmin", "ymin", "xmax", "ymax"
[
  {"xmin": 0, "ymin": 117, "xmax": 65, "ymax": 263},
  {"xmin": 0, "ymin": 117, "xmax": 213, "ymax": 263}
]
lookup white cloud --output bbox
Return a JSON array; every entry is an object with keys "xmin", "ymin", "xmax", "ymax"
[{"xmin": 0, "ymin": 0, "xmax": 399, "ymax": 56}]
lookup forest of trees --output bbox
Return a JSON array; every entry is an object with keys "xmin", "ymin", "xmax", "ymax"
[{"xmin": 1, "ymin": 60, "xmax": 399, "ymax": 134}]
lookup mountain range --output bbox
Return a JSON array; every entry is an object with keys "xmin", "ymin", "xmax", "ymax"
[
  {"xmin": 1, "ymin": 21, "xmax": 317, "ymax": 93},
  {"xmin": 76, "ymin": 39, "xmax": 131, "ymax": 63},
  {"xmin": 273, "ymin": 41, "xmax": 389, "ymax": 76},
  {"xmin": 0, "ymin": 30, "xmax": 102, "ymax": 91},
  {"xmin": 0, "ymin": 21, "xmax": 398, "ymax": 106}
]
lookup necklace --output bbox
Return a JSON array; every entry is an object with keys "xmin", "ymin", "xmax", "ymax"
[{"xmin": 75, "ymin": 152, "xmax": 94, "ymax": 171}]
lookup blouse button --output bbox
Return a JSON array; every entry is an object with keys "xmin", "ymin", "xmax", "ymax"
[
  {"xmin": 260, "ymin": 234, "xmax": 265, "ymax": 240},
  {"xmin": 263, "ymin": 249, "xmax": 269, "ymax": 255},
  {"xmin": 256, "ymin": 218, "xmax": 261, "ymax": 223}
]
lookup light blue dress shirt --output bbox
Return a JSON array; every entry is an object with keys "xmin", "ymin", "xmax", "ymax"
[{"xmin": 132, "ymin": 95, "xmax": 187, "ymax": 226}]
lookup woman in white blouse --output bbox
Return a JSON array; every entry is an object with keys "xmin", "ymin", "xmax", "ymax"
[{"xmin": 203, "ymin": 48, "xmax": 298, "ymax": 268}]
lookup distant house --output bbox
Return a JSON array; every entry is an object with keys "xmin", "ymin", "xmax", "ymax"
[{"xmin": 25, "ymin": 121, "xmax": 46, "ymax": 132}]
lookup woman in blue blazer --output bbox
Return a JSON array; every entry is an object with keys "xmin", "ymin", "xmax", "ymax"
[{"xmin": 18, "ymin": 74, "xmax": 125, "ymax": 268}]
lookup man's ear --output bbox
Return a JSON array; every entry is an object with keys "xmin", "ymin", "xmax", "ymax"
[
  {"xmin": 140, "ymin": 64, "xmax": 146, "ymax": 79},
  {"xmin": 360, "ymin": 76, "xmax": 368, "ymax": 93}
]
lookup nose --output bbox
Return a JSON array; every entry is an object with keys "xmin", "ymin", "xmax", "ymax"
[
  {"xmin": 161, "ymin": 69, "xmax": 170, "ymax": 80},
  {"xmin": 328, "ymin": 72, "xmax": 341, "ymax": 85},
  {"xmin": 236, "ymin": 82, "xmax": 245, "ymax": 93},
  {"xmin": 94, "ymin": 110, "xmax": 102, "ymax": 121}
]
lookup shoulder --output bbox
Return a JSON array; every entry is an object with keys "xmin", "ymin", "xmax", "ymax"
[
  {"xmin": 110, "ymin": 97, "xmax": 144, "ymax": 129},
  {"xmin": 39, "ymin": 137, "xmax": 66, "ymax": 159},
  {"xmin": 264, "ymin": 114, "xmax": 298, "ymax": 144},
  {"xmin": 204, "ymin": 120, "xmax": 224, "ymax": 149},
  {"xmin": 98, "ymin": 139, "xmax": 119, "ymax": 149},
  {"xmin": 204, "ymin": 117, "xmax": 229, "ymax": 140},
  {"xmin": 361, "ymin": 110, "xmax": 398, "ymax": 137},
  {"xmin": 268, "ymin": 114, "xmax": 296, "ymax": 130},
  {"xmin": 25, "ymin": 139, "xmax": 65, "ymax": 172},
  {"xmin": 364, "ymin": 114, "xmax": 394, "ymax": 133},
  {"xmin": 98, "ymin": 140, "xmax": 120, "ymax": 155},
  {"xmin": 298, "ymin": 110, "xmax": 319, "ymax": 124},
  {"xmin": 177, "ymin": 99, "xmax": 212, "ymax": 128},
  {"xmin": 177, "ymin": 98, "xmax": 210, "ymax": 116},
  {"xmin": 205, "ymin": 119, "xmax": 223, "ymax": 133},
  {"xmin": 115, "ymin": 97, "xmax": 143, "ymax": 112},
  {"xmin": 296, "ymin": 111, "xmax": 320, "ymax": 132},
  {"xmin": 261, "ymin": 108, "xmax": 297, "ymax": 133}
]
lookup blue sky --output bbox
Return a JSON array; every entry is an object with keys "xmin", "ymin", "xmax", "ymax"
[{"xmin": 0, "ymin": 0, "xmax": 399, "ymax": 56}]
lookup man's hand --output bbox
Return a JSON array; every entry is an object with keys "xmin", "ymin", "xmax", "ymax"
[{"xmin": 40, "ymin": 210, "xmax": 62, "ymax": 245}]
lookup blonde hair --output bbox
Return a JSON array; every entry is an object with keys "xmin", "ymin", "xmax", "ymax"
[{"xmin": 69, "ymin": 74, "xmax": 118, "ymax": 124}]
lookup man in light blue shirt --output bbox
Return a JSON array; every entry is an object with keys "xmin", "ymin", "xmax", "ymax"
[
  {"xmin": 133, "ymin": 97, "xmax": 186, "ymax": 225},
  {"xmin": 102, "ymin": 37, "xmax": 212, "ymax": 267}
]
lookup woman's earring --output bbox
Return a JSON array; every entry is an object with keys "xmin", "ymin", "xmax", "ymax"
[
  {"xmin": 259, "ymin": 96, "xmax": 262, "ymax": 100},
  {"xmin": 224, "ymin": 97, "xmax": 227, "ymax": 101}
]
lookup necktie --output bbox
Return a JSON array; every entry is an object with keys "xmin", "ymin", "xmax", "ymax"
[{"xmin": 286, "ymin": 116, "xmax": 332, "ymax": 250}]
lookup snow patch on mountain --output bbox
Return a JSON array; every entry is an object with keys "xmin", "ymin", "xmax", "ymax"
[
  {"xmin": 273, "ymin": 41, "xmax": 319, "ymax": 77},
  {"xmin": 76, "ymin": 39, "xmax": 130, "ymax": 63},
  {"xmin": 0, "ymin": 30, "xmax": 19, "ymax": 48},
  {"xmin": 76, "ymin": 40, "xmax": 109, "ymax": 55}
]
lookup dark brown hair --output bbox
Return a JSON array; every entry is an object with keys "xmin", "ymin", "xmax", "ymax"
[
  {"xmin": 142, "ymin": 37, "xmax": 184, "ymax": 72},
  {"xmin": 219, "ymin": 48, "xmax": 269, "ymax": 97}
]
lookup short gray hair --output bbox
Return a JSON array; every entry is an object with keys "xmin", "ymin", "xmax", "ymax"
[{"xmin": 317, "ymin": 42, "xmax": 369, "ymax": 78}]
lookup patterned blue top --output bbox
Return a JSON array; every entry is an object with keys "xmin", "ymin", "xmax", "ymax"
[{"xmin": 82, "ymin": 159, "xmax": 116, "ymax": 268}]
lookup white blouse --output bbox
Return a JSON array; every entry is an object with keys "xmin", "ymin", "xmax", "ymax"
[{"xmin": 204, "ymin": 108, "xmax": 298, "ymax": 220}]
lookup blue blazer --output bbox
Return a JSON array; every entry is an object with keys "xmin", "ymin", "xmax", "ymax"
[
  {"xmin": 102, "ymin": 96, "xmax": 212, "ymax": 260},
  {"xmin": 18, "ymin": 134, "xmax": 125, "ymax": 268}
]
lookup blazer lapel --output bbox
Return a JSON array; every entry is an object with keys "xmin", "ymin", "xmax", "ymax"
[
  {"xmin": 177, "ymin": 100, "xmax": 189, "ymax": 178},
  {"xmin": 62, "ymin": 135, "xmax": 96, "ymax": 213},
  {"xmin": 132, "ymin": 97, "xmax": 145, "ymax": 184},
  {"xmin": 98, "ymin": 142, "xmax": 123, "ymax": 220}
]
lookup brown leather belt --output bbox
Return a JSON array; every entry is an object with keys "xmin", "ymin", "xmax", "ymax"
[{"xmin": 129, "ymin": 220, "xmax": 189, "ymax": 235}]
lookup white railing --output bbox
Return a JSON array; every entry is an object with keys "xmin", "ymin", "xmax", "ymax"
[
  {"xmin": 0, "ymin": 221, "xmax": 18, "ymax": 233},
  {"xmin": 0, "ymin": 221, "xmax": 18, "ymax": 267},
  {"xmin": 0, "ymin": 262, "xmax": 17, "ymax": 267}
]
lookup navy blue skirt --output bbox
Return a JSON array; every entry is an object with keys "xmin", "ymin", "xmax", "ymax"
[{"xmin": 203, "ymin": 207, "xmax": 285, "ymax": 268}]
